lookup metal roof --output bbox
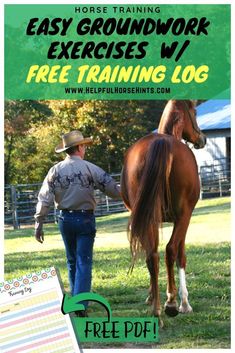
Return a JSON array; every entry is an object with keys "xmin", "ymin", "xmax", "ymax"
[{"xmin": 196, "ymin": 99, "xmax": 231, "ymax": 131}]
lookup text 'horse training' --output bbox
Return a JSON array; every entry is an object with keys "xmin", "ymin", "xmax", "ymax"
[{"xmin": 121, "ymin": 100, "xmax": 206, "ymax": 320}]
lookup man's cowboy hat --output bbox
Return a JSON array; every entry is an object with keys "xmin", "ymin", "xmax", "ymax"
[{"xmin": 55, "ymin": 130, "xmax": 93, "ymax": 153}]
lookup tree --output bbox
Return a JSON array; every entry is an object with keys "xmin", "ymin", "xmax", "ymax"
[{"xmin": 4, "ymin": 100, "xmax": 52, "ymax": 184}]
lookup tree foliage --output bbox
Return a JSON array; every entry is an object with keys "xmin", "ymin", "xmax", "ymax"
[{"xmin": 4, "ymin": 99, "xmax": 166, "ymax": 184}]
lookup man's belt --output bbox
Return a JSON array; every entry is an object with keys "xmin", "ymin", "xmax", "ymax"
[{"xmin": 60, "ymin": 209, "xmax": 94, "ymax": 214}]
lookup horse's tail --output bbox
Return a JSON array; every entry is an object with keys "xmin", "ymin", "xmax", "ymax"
[{"xmin": 129, "ymin": 137, "xmax": 173, "ymax": 262}]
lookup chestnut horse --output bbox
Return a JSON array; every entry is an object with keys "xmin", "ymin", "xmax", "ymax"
[{"xmin": 121, "ymin": 100, "xmax": 206, "ymax": 320}]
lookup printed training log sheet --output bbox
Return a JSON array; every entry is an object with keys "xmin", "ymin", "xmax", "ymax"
[{"xmin": 0, "ymin": 267, "xmax": 79, "ymax": 353}]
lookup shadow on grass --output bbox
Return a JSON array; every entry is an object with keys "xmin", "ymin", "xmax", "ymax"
[
  {"xmin": 4, "ymin": 242, "xmax": 230, "ymax": 348},
  {"xmin": 192, "ymin": 201, "xmax": 230, "ymax": 217},
  {"xmin": 93, "ymin": 242, "xmax": 230, "ymax": 348}
]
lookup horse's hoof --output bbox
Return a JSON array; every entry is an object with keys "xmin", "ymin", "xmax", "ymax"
[
  {"xmin": 179, "ymin": 303, "xmax": 193, "ymax": 314},
  {"xmin": 164, "ymin": 303, "xmax": 179, "ymax": 317}
]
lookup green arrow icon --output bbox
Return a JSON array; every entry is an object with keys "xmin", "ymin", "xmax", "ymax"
[{"xmin": 61, "ymin": 292, "xmax": 112, "ymax": 321}]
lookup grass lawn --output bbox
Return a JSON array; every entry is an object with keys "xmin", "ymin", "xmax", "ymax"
[{"xmin": 4, "ymin": 197, "xmax": 231, "ymax": 348}]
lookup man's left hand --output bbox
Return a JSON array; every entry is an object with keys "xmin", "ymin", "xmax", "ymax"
[{"xmin": 35, "ymin": 222, "xmax": 44, "ymax": 243}]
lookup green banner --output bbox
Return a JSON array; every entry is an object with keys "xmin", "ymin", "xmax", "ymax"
[
  {"xmin": 61, "ymin": 292, "xmax": 158, "ymax": 343},
  {"xmin": 5, "ymin": 4, "xmax": 230, "ymax": 100},
  {"xmin": 73, "ymin": 317, "xmax": 159, "ymax": 343}
]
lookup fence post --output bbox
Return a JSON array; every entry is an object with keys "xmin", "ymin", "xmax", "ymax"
[
  {"xmin": 105, "ymin": 196, "xmax": 110, "ymax": 212},
  {"xmin": 219, "ymin": 173, "xmax": 223, "ymax": 197},
  {"xmin": 199, "ymin": 174, "xmax": 203, "ymax": 200},
  {"xmin": 11, "ymin": 185, "xmax": 19, "ymax": 229}
]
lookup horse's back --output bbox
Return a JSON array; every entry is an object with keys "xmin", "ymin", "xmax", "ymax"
[{"xmin": 121, "ymin": 133, "xmax": 200, "ymax": 213}]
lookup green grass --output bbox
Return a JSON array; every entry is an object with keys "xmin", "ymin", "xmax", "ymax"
[{"xmin": 4, "ymin": 197, "xmax": 231, "ymax": 348}]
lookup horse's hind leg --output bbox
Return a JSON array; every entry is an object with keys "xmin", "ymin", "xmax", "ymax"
[
  {"xmin": 146, "ymin": 250, "xmax": 161, "ymax": 318},
  {"xmin": 164, "ymin": 214, "xmax": 191, "ymax": 316},
  {"xmin": 177, "ymin": 241, "xmax": 193, "ymax": 313},
  {"xmin": 164, "ymin": 235, "xmax": 178, "ymax": 317}
]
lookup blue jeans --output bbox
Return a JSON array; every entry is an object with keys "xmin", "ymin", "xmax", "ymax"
[{"xmin": 58, "ymin": 211, "xmax": 96, "ymax": 308}]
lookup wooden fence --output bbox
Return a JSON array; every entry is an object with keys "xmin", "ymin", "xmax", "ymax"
[
  {"xmin": 4, "ymin": 174, "xmax": 126, "ymax": 229},
  {"xmin": 199, "ymin": 158, "xmax": 231, "ymax": 199},
  {"xmin": 5, "ymin": 161, "xmax": 231, "ymax": 229}
]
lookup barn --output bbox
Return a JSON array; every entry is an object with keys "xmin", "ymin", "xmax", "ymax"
[{"xmin": 194, "ymin": 98, "xmax": 231, "ymax": 197}]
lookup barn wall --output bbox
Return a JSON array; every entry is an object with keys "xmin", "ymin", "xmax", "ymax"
[{"xmin": 193, "ymin": 136, "xmax": 226, "ymax": 169}]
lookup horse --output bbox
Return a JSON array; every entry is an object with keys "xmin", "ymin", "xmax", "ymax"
[{"xmin": 121, "ymin": 100, "xmax": 206, "ymax": 320}]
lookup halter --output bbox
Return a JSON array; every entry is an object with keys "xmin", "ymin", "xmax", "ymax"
[{"xmin": 182, "ymin": 101, "xmax": 202, "ymax": 137}]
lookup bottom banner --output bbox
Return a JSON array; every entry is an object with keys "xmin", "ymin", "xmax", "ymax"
[{"xmin": 73, "ymin": 317, "xmax": 159, "ymax": 343}]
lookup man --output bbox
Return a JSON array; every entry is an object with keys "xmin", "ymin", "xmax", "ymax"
[{"xmin": 34, "ymin": 130, "xmax": 121, "ymax": 316}]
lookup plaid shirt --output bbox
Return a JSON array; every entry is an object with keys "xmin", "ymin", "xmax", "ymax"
[{"xmin": 34, "ymin": 155, "xmax": 121, "ymax": 223}]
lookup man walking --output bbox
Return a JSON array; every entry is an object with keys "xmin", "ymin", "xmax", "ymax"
[{"xmin": 34, "ymin": 130, "xmax": 121, "ymax": 316}]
